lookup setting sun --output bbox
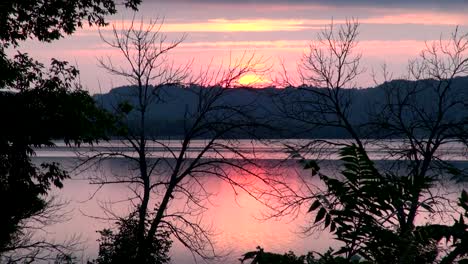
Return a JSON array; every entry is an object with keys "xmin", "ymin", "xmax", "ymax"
[{"xmin": 237, "ymin": 74, "xmax": 270, "ymax": 87}]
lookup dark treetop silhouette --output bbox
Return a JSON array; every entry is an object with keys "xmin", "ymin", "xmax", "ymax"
[{"xmin": 0, "ymin": 0, "xmax": 141, "ymax": 262}]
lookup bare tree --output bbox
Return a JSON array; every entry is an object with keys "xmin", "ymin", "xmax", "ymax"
[
  {"xmin": 266, "ymin": 20, "xmax": 468, "ymax": 263},
  {"xmin": 274, "ymin": 19, "xmax": 365, "ymax": 148},
  {"xmin": 0, "ymin": 197, "xmax": 81, "ymax": 263},
  {"xmin": 80, "ymin": 17, "xmax": 270, "ymax": 263},
  {"xmin": 371, "ymin": 27, "xmax": 468, "ymax": 182}
]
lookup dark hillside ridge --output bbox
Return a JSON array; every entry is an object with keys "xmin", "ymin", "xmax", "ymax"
[{"xmin": 94, "ymin": 76, "xmax": 468, "ymax": 139}]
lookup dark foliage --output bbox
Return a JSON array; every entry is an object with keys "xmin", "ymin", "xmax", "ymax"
[
  {"xmin": 0, "ymin": 0, "xmax": 141, "ymax": 88},
  {"xmin": 0, "ymin": 0, "xmax": 141, "ymax": 260},
  {"xmin": 0, "ymin": 58, "xmax": 114, "ymax": 259},
  {"xmin": 0, "ymin": 148, "xmax": 67, "ymax": 252},
  {"xmin": 240, "ymin": 246, "xmax": 310, "ymax": 264},
  {"xmin": 1, "ymin": 56, "xmax": 115, "ymax": 144},
  {"xmin": 305, "ymin": 145, "xmax": 468, "ymax": 263},
  {"xmin": 91, "ymin": 213, "xmax": 171, "ymax": 264},
  {"xmin": 240, "ymin": 247, "xmax": 365, "ymax": 264},
  {"xmin": 0, "ymin": 0, "xmax": 140, "ymax": 46}
]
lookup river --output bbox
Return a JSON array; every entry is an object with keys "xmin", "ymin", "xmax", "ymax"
[{"xmin": 32, "ymin": 139, "xmax": 468, "ymax": 263}]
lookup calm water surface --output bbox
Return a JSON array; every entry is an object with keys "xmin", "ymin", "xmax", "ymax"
[{"xmin": 33, "ymin": 140, "xmax": 468, "ymax": 263}]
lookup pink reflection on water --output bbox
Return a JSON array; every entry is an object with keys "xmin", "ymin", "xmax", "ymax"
[
  {"xmin": 41, "ymin": 154, "xmax": 466, "ymax": 263},
  {"xmin": 44, "ymin": 158, "xmax": 335, "ymax": 264}
]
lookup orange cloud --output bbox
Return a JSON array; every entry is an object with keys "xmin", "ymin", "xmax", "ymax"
[
  {"xmin": 89, "ymin": 19, "xmax": 313, "ymax": 33},
  {"xmin": 164, "ymin": 19, "xmax": 311, "ymax": 32},
  {"xmin": 81, "ymin": 11, "xmax": 467, "ymax": 36}
]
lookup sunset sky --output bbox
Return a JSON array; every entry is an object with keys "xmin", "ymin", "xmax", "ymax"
[{"xmin": 13, "ymin": 0, "xmax": 468, "ymax": 93}]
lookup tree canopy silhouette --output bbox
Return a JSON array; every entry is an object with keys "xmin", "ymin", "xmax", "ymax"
[{"xmin": 0, "ymin": 0, "xmax": 141, "ymax": 262}]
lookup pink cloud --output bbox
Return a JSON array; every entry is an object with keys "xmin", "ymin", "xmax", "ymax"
[{"xmin": 361, "ymin": 12, "xmax": 468, "ymax": 26}]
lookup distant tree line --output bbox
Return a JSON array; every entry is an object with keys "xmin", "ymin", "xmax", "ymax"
[{"xmin": 94, "ymin": 75, "xmax": 468, "ymax": 139}]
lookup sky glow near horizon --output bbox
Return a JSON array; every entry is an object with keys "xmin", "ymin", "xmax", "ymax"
[{"xmin": 11, "ymin": 0, "xmax": 468, "ymax": 93}]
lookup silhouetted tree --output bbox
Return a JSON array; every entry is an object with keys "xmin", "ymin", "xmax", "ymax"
[
  {"xmin": 306, "ymin": 144, "xmax": 468, "ymax": 263},
  {"xmin": 92, "ymin": 212, "xmax": 171, "ymax": 264},
  {"xmin": 80, "ymin": 17, "xmax": 269, "ymax": 263},
  {"xmin": 1, "ymin": 0, "xmax": 141, "ymax": 87},
  {"xmin": 0, "ymin": 0, "xmax": 141, "ymax": 262},
  {"xmin": 240, "ymin": 247, "xmax": 364, "ymax": 264},
  {"xmin": 267, "ymin": 20, "xmax": 468, "ymax": 263},
  {"xmin": 275, "ymin": 19, "xmax": 365, "ymax": 142},
  {"xmin": 0, "ymin": 59, "xmax": 115, "ymax": 262}
]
